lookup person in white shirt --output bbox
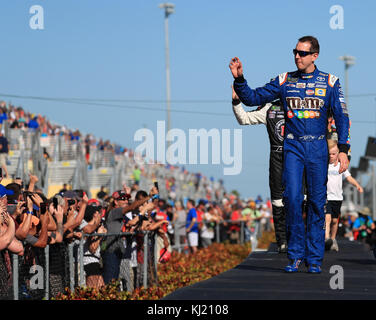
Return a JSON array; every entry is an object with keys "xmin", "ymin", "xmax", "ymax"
[{"xmin": 325, "ymin": 139, "xmax": 363, "ymax": 251}]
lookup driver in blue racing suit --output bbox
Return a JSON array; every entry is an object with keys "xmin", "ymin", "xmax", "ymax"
[{"xmin": 229, "ymin": 36, "xmax": 350, "ymax": 273}]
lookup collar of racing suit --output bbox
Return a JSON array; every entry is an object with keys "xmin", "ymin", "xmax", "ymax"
[{"xmin": 296, "ymin": 65, "xmax": 319, "ymax": 79}]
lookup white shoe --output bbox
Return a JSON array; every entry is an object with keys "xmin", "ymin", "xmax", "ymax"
[{"xmin": 330, "ymin": 239, "xmax": 339, "ymax": 252}]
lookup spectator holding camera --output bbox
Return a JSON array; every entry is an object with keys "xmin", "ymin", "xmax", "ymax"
[
  {"xmin": 61, "ymin": 191, "xmax": 88, "ymax": 240},
  {"xmin": 83, "ymin": 205, "xmax": 106, "ymax": 289},
  {"xmin": 102, "ymin": 186, "xmax": 158, "ymax": 284},
  {"xmin": 23, "ymin": 193, "xmax": 50, "ymax": 249},
  {"xmin": 133, "ymin": 196, "xmax": 169, "ymax": 288}
]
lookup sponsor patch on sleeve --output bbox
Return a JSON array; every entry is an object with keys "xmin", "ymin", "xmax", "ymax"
[
  {"xmin": 278, "ymin": 72, "xmax": 288, "ymax": 86},
  {"xmin": 328, "ymin": 74, "xmax": 338, "ymax": 87}
]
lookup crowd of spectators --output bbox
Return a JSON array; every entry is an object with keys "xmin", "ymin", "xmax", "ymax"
[
  {"xmin": 0, "ymin": 100, "xmax": 127, "ymax": 162},
  {"xmin": 0, "ymin": 164, "xmax": 276, "ymax": 297},
  {"xmin": 0, "ymin": 100, "xmax": 261, "ymax": 297},
  {"xmin": 1, "ymin": 99, "xmax": 375, "ymax": 300},
  {"xmin": 0, "ymin": 100, "xmax": 225, "ymax": 206},
  {"xmin": 339, "ymin": 206, "xmax": 376, "ymax": 255}
]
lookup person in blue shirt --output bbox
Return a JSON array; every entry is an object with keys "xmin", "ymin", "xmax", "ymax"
[
  {"xmin": 186, "ymin": 199, "xmax": 199, "ymax": 254},
  {"xmin": 28, "ymin": 116, "xmax": 39, "ymax": 132},
  {"xmin": 352, "ymin": 207, "xmax": 375, "ymax": 249}
]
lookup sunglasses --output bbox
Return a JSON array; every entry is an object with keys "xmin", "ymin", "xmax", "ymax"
[
  {"xmin": 117, "ymin": 194, "xmax": 131, "ymax": 201},
  {"xmin": 293, "ymin": 49, "xmax": 316, "ymax": 57}
]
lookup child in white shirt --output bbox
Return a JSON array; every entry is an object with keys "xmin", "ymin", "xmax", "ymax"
[{"xmin": 325, "ymin": 139, "xmax": 363, "ymax": 251}]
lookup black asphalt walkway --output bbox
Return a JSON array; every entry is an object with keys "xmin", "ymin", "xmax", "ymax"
[{"xmin": 163, "ymin": 239, "xmax": 376, "ymax": 300}]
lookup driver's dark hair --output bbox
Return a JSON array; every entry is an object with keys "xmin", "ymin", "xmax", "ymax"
[{"xmin": 298, "ymin": 35, "xmax": 320, "ymax": 54}]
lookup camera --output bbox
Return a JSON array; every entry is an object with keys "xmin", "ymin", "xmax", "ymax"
[
  {"xmin": 40, "ymin": 202, "xmax": 47, "ymax": 215},
  {"xmin": 23, "ymin": 191, "xmax": 33, "ymax": 201},
  {"xmin": 53, "ymin": 197, "xmax": 58, "ymax": 209},
  {"xmin": 67, "ymin": 199, "xmax": 76, "ymax": 206}
]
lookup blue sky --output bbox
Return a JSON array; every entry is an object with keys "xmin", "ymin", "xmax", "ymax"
[{"xmin": 0, "ymin": 1, "xmax": 375, "ymax": 200}]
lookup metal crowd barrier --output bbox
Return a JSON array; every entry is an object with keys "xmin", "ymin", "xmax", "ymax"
[
  {"xmin": 170, "ymin": 219, "xmax": 262, "ymax": 253},
  {"xmin": 1, "ymin": 230, "xmax": 156, "ymax": 300},
  {"xmin": 1, "ymin": 219, "xmax": 265, "ymax": 300}
]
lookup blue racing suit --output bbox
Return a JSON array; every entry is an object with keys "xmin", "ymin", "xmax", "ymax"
[{"xmin": 234, "ymin": 66, "xmax": 350, "ymax": 266}]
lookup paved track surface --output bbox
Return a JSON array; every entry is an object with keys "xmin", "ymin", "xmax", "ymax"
[{"xmin": 163, "ymin": 239, "xmax": 376, "ymax": 300}]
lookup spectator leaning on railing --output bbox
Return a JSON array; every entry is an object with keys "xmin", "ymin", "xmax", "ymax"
[
  {"xmin": 172, "ymin": 201, "xmax": 187, "ymax": 250},
  {"xmin": 133, "ymin": 196, "xmax": 169, "ymax": 288},
  {"xmin": 83, "ymin": 204, "xmax": 106, "ymax": 289},
  {"xmin": 102, "ymin": 186, "xmax": 158, "ymax": 285},
  {"xmin": 200, "ymin": 206, "xmax": 220, "ymax": 248}
]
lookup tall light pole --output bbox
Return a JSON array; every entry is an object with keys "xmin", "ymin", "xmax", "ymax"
[
  {"xmin": 339, "ymin": 55, "xmax": 355, "ymax": 105},
  {"xmin": 339, "ymin": 55, "xmax": 355, "ymax": 210},
  {"xmin": 159, "ymin": 3, "xmax": 174, "ymax": 147}
]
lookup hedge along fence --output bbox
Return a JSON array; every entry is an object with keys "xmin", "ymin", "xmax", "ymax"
[{"xmin": 53, "ymin": 242, "xmax": 253, "ymax": 300}]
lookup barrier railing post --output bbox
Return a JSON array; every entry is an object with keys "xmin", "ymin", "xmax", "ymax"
[
  {"xmin": 12, "ymin": 253, "xmax": 19, "ymax": 300},
  {"xmin": 216, "ymin": 222, "xmax": 220, "ymax": 243},
  {"xmin": 44, "ymin": 245, "xmax": 49, "ymax": 300},
  {"xmin": 143, "ymin": 232, "xmax": 148, "ymax": 289},
  {"xmin": 68, "ymin": 243, "xmax": 74, "ymax": 291},
  {"xmin": 154, "ymin": 233, "xmax": 158, "ymax": 284},
  {"xmin": 240, "ymin": 221, "xmax": 244, "ymax": 244},
  {"xmin": 174, "ymin": 222, "xmax": 180, "ymax": 253},
  {"xmin": 79, "ymin": 238, "xmax": 85, "ymax": 287}
]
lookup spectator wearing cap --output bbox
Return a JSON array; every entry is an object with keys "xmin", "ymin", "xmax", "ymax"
[{"xmin": 102, "ymin": 187, "xmax": 158, "ymax": 285}]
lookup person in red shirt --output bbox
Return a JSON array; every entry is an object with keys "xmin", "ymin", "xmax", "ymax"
[
  {"xmin": 229, "ymin": 204, "xmax": 242, "ymax": 244},
  {"xmin": 196, "ymin": 200, "xmax": 206, "ymax": 229}
]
